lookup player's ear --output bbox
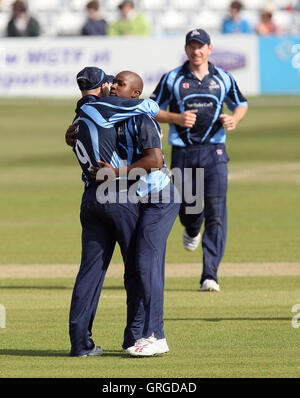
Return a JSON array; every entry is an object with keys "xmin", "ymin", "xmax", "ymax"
[
  {"xmin": 132, "ymin": 88, "xmax": 141, "ymax": 98},
  {"xmin": 93, "ymin": 86, "xmax": 102, "ymax": 97},
  {"xmin": 208, "ymin": 44, "xmax": 213, "ymax": 54},
  {"xmin": 100, "ymin": 83, "xmax": 110, "ymax": 97}
]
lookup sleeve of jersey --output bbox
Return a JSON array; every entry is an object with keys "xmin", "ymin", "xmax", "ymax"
[
  {"xmin": 150, "ymin": 73, "xmax": 172, "ymax": 110},
  {"xmin": 80, "ymin": 96, "xmax": 159, "ymax": 128},
  {"xmin": 135, "ymin": 115, "xmax": 162, "ymax": 153},
  {"xmin": 224, "ymin": 73, "xmax": 248, "ymax": 112}
]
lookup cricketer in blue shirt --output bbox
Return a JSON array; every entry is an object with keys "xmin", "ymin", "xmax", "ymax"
[
  {"xmin": 68, "ymin": 67, "xmax": 162, "ymax": 357},
  {"xmin": 68, "ymin": 67, "xmax": 179, "ymax": 357},
  {"xmin": 151, "ymin": 29, "xmax": 248, "ymax": 292},
  {"xmin": 90, "ymin": 71, "xmax": 180, "ymax": 357}
]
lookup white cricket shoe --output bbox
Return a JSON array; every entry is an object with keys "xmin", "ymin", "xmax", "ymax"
[
  {"xmin": 124, "ymin": 337, "xmax": 169, "ymax": 357},
  {"xmin": 183, "ymin": 229, "xmax": 201, "ymax": 251},
  {"xmin": 200, "ymin": 279, "xmax": 220, "ymax": 292},
  {"xmin": 124, "ymin": 338, "xmax": 157, "ymax": 357},
  {"xmin": 147, "ymin": 336, "xmax": 169, "ymax": 354}
]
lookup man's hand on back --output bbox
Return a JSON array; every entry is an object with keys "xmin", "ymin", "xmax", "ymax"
[{"xmin": 65, "ymin": 124, "xmax": 78, "ymax": 147}]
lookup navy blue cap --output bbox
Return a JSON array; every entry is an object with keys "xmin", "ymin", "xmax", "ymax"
[
  {"xmin": 76, "ymin": 66, "xmax": 114, "ymax": 91},
  {"xmin": 185, "ymin": 29, "xmax": 211, "ymax": 46}
]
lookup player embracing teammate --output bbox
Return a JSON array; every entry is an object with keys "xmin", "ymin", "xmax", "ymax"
[{"xmin": 65, "ymin": 27, "xmax": 248, "ymax": 357}]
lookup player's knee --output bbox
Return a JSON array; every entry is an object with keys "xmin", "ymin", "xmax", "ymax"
[{"xmin": 205, "ymin": 196, "xmax": 223, "ymax": 226}]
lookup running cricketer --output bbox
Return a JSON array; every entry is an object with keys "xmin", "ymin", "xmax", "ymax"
[{"xmin": 152, "ymin": 28, "xmax": 248, "ymax": 292}]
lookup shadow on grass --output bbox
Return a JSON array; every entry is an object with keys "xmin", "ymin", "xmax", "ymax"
[
  {"xmin": 0, "ymin": 286, "xmax": 71, "ymax": 290},
  {"xmin": 0, "ymin": 349, "xmax": 123, "ymax": 357},
  {"xmin": 165, "ymin": 317, "xmax": 291, "ymax": 322},
  {"xmin": 0, "ymin": 285, "xmax": 198, "ymax": 292},
  {"xmin": 0, "ymin": 286, "xmax": 123, "ymax": 290}
]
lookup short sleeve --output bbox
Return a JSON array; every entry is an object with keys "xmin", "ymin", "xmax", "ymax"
[{"xmin": 134, "ymin": 115, "xmax": 162, "ymax": 153}]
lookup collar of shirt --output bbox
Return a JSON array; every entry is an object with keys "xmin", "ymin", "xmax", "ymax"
[
  {"xmin": 75, "ymin": 94, "xmax": 99, "ymax": 115},
  {"xmin": 182, "ymin": 60, "xmax": 215, "ymax": 82}
]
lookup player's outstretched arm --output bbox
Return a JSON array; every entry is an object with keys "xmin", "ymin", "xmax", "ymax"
[
  {"xmin": 90, "ymin": 148, "xmax": 163, "ymax": 180},
  {"xmin": 84, "ymin": 97, "xmax": 160, "ymax": 126},
  {"xmin": 115, "ymin": 148, "xmax": 163, "ymax": 176}
]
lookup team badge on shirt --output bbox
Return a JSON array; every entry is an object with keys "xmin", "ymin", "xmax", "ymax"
[
  {"xmin": 217, "ymin": 149, "xmax": 223, "ymax": 155},
  {"xmin": 209, "ymin": 80, "xmax": 220, "ymax": 89},
  {"xmin": 183, "ymin": 82, "xmax": 189, "ymax": 90}
]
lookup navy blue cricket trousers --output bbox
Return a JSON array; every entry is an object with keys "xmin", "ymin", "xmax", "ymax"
[
  {"xmin": 171, "ymin": 143, "xmax": 229, "ymax": 284},
  {"xmin": 69, "ymin": 185, "xmax": 139, "ymax": 357},
  {"xmin": 123, "ymin": 183, "xmax": 180, "ymax": 347}
]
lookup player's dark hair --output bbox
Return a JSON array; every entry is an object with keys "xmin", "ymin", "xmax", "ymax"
[
  {"xmin": 13, "ymin": 0, "xmax": 27, "ymax": 13},
  {"xmin": 87, "ymin": 0, "xmax": 99, "ymax": 10},
  {"xmin": 230, "ymin": 1, "xmax": 243, "ymax": 11}
]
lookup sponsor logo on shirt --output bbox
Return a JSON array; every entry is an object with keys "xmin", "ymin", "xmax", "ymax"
[{"xmin": 186, "ymin": 102, "xmax": 214, "ymax": 108}]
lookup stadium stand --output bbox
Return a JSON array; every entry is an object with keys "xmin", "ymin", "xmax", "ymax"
[
  {"xmin": 203, "ymin": 0, "xmax": 231, "ymax": 11},
  {"xmin": 0, "ymin": 0, "xmax": 299, "ymax": 37},
  {"xmin": 273, "ymin": 8, "xmax": 295, "ymax": 32},
  {"xmin": 172, "ymin": 0, "xmax": 203, "ymax": 11},
  {"xmin": 191, "ymin": 9, "xmax": 224, "ymax": 32}
]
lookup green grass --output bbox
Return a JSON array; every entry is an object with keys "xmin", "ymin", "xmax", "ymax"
[
  {"xmin": 0, "ymin": 96, "xmax": 300, "ymax": 264},
  {"xmin": 226, "ymin": 96, "xmax": 300, "ymax": 162},
  {"xmin": 0, "ymin": 276, "xmax": 300, "ymax": 378}
]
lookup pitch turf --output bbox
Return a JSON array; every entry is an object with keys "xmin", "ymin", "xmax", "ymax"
[{"xmin": 0, "ymin": 96, "xmax": 300, "ymax": 378}]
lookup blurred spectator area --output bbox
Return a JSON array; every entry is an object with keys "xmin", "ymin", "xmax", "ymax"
[{"xmin": 0, "ymin": 0, "xmax": 299, "ymax": 37}]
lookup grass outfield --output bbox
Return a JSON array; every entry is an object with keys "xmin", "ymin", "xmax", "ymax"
[
  {"xmin": 0, "ymin": 96, "xmax": 300, "ymax": 264},
  {"xmin": 0, "ymin": 96, "xmax": 300, "ymax": 378},
  {"xmin": 0, "ymin": 272, "xmax": 300, "ymax": 378}
]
